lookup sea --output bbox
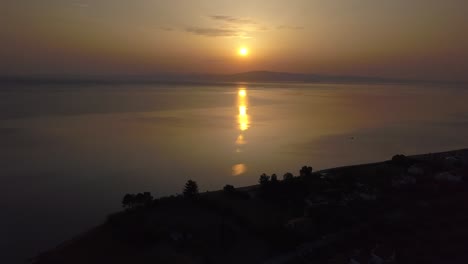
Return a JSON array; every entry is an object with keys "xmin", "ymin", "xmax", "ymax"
[{"xmin": 1, "ymin": 81, "xmax": 468, "ymax": 263}]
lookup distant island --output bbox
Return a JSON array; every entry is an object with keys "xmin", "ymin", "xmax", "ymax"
[
  {"xmin": 33, "ymin": 149, "xmax": 468, "ymax": 264},
  {"xmin": 2, "ymin": 71, "xmax": 463, "ymax": 86}
]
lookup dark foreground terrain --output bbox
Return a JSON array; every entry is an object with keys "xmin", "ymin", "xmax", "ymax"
[{"xmin": 33, "ymin": 149, "xmax": 468, "ymax": 264}]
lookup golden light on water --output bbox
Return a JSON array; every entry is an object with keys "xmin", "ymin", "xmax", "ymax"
[
  {"xmin": 232, "ymin": 87, "xmax": 251, "ymax": 176},
  {"xmin": 236, "ymin": 134, "xmax": 246, "ymax": 145},
  {"xmin": 239, "ymin": 105, "xmax": 247, "ymax": 116},
  {"xmin": 232, "ymin": 163, "xmax": 247, "ymax": 176},
  {"xmin": 237, "ymin": 88, "xmax": 250, "ymax": 131},
  {"xmin": 239, "ymin": 120, "xmax": 249, "ymax": 132}
]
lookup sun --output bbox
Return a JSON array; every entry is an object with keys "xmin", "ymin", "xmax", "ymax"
[{"xmin": 238, "ymin": 47, "xmax": 249, "ymax": 57}]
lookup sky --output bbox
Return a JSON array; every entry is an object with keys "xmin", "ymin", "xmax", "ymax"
[{"xmin": 1, "ymin": 0, "xmax": 468, "ymax": 81}]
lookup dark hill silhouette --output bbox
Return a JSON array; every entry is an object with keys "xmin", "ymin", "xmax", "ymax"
[
  {"xmin": 3, "ymin": 71, "xmax": 462, "ymax": 85},
  {"xmin": 180, "ymin": 71, "xmax": 416, "ymax": 84},
  {"xmin": 220, "ymin": 71, "xmax": 321, "ymax": 82}
]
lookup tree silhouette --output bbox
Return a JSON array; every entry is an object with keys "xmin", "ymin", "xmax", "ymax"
[
  {"xmin": 223, "ymin": 184, "xmax": 236, "ymax": 194},
  {"xmin": 283, "ymin": 172, "xmax": 294, "ymax": 181},
  {"xmin": 122, "ymin": 192, "xmax": 153, "ymax": 209},
  {"xmin": 140, "ymin": 192, "xmax": 154, "ymax": 207},
  {"xmin": 391, "ymin": 154, "xmax": 409, "ymax": 167},
  {"xmin": 259, "ymin": 173, "xmax": 270, "ymax": 186},
  {"xmin": 300, "ymin": 166, "xmax": 313, "ymax": 177},
  {"xmin": 122, "ymin": 193, "xmax": 135, "ymax": 209},
  {"xmin": 183, "ymin": 180, "xmax": 199, "ymax": 199},
  {"xmin": 271, "ymin": 174, "xmax": 279, "ymax": 184}
]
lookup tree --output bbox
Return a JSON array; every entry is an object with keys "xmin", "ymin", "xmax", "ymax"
[
  {"xmin": 183, "ymin": 180, "xmax": 199, "ymax": 199},
  {"xmin": 271, "ymin": 174, "xmax": 279, "ymax": 184},
  {"xmin": 391, "ymin": 154, "xmax": 409, "ymax": 167},
  {"xmin": 140, "ymin": 192, "xmax": 154, "ymax": 207},
  {"xmin": 283, "ymin": 172, "xmax": 294, "ymax": 182},
  {"xmin": 122, "ymin": 192, "xmax": 153, "ymax": 209},
  {"xmin": 300, "ymin": 166, "xmax": 313, "ymax": 177},
  {"xmin": 259, "ymin": 173, "xmax": 270, "ymax": 186},
  {"xmin": 223, "ymin": 184, "xmax": 236, "ymax": 194},
  {"xmin": 122, "ymin": 193, "xmax": 135, "ymax": 209}
]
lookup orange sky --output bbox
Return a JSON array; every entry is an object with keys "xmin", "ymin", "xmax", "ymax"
[{"xmin": 1, "ymin": 0, "xmax": 468, "ymax": 81}]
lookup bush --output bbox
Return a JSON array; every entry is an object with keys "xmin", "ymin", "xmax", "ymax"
[
  {"xmin": 223, "ymin": 184, "xmax": 236, "ymax": 194},
  {"xmin": 391, "ymin": 154, "xmax": 409, "ymax": 167}
]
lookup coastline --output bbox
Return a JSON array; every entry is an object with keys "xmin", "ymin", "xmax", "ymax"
[{"xmin": 33, "ymin": 148, "xmax": 468, "ymax": 264}]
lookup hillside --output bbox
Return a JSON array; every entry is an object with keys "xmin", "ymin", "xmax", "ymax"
[
  {"xmin": 33, "ymin": 149, "xmax": 468, "ymax": 264},
  {"xmin": 1, "ymin": 71, "xmax": 426, "ymax": 85}
]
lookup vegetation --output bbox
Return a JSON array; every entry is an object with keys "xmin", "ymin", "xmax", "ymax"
[
  {"xmin": 391, "ymin": 154, "xmax": 412, "ymax": 167},
  {"xmin": 183, "ymin": 179, "xmax": 199, "ymax": 199},
  {"xmin": 300, "ymin": 165, "xmax": 313, "ymax": 177},
  {"xmin": 258, "ymin": 173, "xmax": 270, "ymax": 186},
  {"xmin": 283, "ymin": 172, "xmax": 294, "ymax": 181},
  {"xmin": 122, "ymin": 192, "xmax": 154, "ymax": 209},
  {"xmin": 35, "ymin": 150, "xmax": 468, "ymax": 264},
  {"xmin": 270, "ymin": 174, "xmax": 278, "ymax": 184},
  {"xmin": 223, "ymin": 184, "xmax": 236, "ymax": 194}
]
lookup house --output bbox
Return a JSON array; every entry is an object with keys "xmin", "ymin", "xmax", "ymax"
[
  {"xmin": 348, "ymin": 245, "xmax": 396, "ymax": 264},
  {"xmin": 444, "ymin": 156, "xmax": 463, "ymax": 168},
  {"xmin": 304, "ymin": 195, "xmax": 329, "ymax": 208},
  {"xmin": 434, "ymin": 171, "xmax": 463, "ymax": 183},
  {"xmin": 391, "ymin": 173, "xmax": 417, "ymax": 188},
  {"xmin": 408, "ymin": 165, "xmax": 424, "ymax": 176},
  {"xmin": 358, "ymin": 192, "xmax": 377, "ymax": 201},
  {"xmin": 169, "ymin": 231, "xmax": 193, "ymax": 242},
  {"xmin": 285, "ymin": 217, "xmax": 314, "ymax": 234}
]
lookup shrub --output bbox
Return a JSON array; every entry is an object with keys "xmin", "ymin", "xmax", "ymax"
[{"xmin": 223, "ymin": 184, "xmax": 236, "ymax": 194}]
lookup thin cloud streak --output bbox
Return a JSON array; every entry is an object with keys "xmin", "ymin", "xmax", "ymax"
[
  {"xmin": 277, "ymin": 25, "xmax": 304, "ymax": 30},
  {"xmin": 184, "ymin": 15, "xmax": 268, "ymax": 38},
  {"xmin": 160, "ymin": 27, "xmax": 174, "ymax": 31},
  {"xmin": 185, "ymin": 27, "xmax": 239, "ymax": 37},
  {"xmin": 72, "ymin": 1, "xmax": 89, "ymax": 8},
  {"xmin": 209, "ymin": 15, "xmax": 257, "ymax": 25}
]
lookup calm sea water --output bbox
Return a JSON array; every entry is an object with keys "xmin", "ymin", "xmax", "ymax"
[{"xmin": 1, "ymin": 82, "xmax": 468, "ymax": 262}]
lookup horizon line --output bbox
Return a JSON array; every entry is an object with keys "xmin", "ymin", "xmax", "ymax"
[{"xmin": 0, "ymin": 70, "xmax": 467, "ymax": 85}]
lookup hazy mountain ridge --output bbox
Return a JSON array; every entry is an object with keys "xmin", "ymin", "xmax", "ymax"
[{"xmin": 1, "ymin": 71, "xmax": 461, "ymax": 85}]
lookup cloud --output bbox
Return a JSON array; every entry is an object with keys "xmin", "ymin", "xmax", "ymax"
[
  {"xmin": 183, "ymin": 15, "xmax": 268, "ymax": 38},
  {"xmin": 277, "ymin": 25, "xmax": 304, "ymax": 30},
  {"xmin": 185, "ymin": 27, "xmax": 239, "ymax": 37},
  {"xmin": 209, "ymin": 15, "xmax": 257, "ymax": 25},
  {"xmin": 72, "ymin": 2, "xmax": 89, "ymax": 8},
  {"xmin": 160, "ymin": 27, "xmax": 174, "ymax": 31}
]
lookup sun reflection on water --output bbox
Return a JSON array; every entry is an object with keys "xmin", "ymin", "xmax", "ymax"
[
  {"xmin": 232, "ymin": 87, "xmax": 250, "ymax": 176},
  {"xmin": 232, "ymin": 163, "xmax": 247, "ymax": 176},
  {"xmin": 237, "ymin": 88, "xmax": 250, "ymax": 131},
  {"xmin": 236, "ymin": 134, "xmax": 246, "ymax": 145}
]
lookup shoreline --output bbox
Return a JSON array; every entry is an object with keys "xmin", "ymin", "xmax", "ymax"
[{"xmin": 33, "ymin": 148, "xmax": 468, "ymax": 264}]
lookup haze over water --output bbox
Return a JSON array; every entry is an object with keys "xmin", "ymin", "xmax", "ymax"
[{"xmin": 1, "ymin": 82, "xmax": 468, "ymax": 262}]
